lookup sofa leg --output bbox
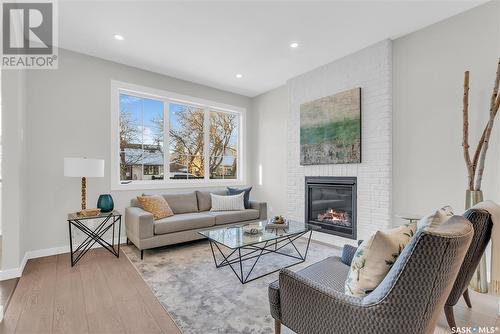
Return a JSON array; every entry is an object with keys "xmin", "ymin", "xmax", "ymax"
[
  {"xmin": 444, "ymin": 305, "xmax": 456, "ymax": 330},
  {"xmin": 126, "ymin": 238, "xmax": 130, "ymax": 245},
  {"xmin": 141, "ymin": 250, "xmax": 144, "ymax": 260},
  {"xmin": 463, "ymin": 289, "xmax": 472, "ymax": 308},
  {"xmin": 274, "ymin": 319, "xmax": 281, "ymax": 334}
]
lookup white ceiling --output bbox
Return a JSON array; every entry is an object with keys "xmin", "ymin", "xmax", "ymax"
[{"xmin": 59, "ymin": 1, "xmax": 486, "ymax": 97}]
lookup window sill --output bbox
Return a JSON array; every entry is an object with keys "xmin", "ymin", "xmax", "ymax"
[{"xmin": 111, "ymin": 179, "xmax": 247, "ymax": 191}]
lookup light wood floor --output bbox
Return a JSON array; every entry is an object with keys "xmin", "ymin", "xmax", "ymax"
[
  {"xmin": 0, "ymin": 247, "xmax": 498, "ymax": 334},
  {"xmin": 0, "ymin": 248, "xmax": 181, "ymax": 334}
]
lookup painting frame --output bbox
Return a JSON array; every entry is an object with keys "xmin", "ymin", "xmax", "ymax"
[{"xmin": 299, "ymin": 87, "xmax": 362, "ymax": 165}]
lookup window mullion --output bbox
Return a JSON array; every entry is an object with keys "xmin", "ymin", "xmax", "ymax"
[
  {"xmin": 203, "ymin": 108, "xmax": 210, "ymax": 180},
  {"xmin": 164, "ymin": 100, "xmax": 170, "ymax": 183}
]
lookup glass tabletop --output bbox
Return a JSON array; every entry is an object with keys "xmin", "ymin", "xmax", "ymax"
[
  {"xmin": 67, "ymin": 210, "xmax": 121, "ymax": 221},
  {"xmin": 198, "ymin": 220, "xmax": 312, "ymax": 249}
]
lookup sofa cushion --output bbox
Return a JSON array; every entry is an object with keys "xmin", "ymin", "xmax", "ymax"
[
  {"xmin": 206, "ymin": 209, "xmax": 260, "ymax": 225},
  {"xmin": 162, "ymin": 192, "xmax": 199, "ymax": 214},
  {"xmin": 154, "ymin": 212, "xmax": 215, "ymax": 235},
  {"xmin": 196, "ymin": 189, "xmax": 227, "ymax": 212}
]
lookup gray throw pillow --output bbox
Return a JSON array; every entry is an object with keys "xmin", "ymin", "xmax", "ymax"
[{"xmin": 227, "ymin": 187, "xmax": 252, "ymax": 209}]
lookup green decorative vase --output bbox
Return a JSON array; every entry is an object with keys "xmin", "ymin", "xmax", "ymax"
[
  {"xmin": 97, "ymin": 194, "xmax": 114, "ymax": 213},
  {"xmin": 465, "ymin": 190, "xmax": 488, "ymax": 293}
]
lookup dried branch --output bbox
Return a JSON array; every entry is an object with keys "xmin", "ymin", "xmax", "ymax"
[
  {"xmin": 474, "ymin": 58, "xmax": 500, "ymax": 190},
  {"xmin": 462, "ymin": 71, "xmax": 474, "ymax": 190},
  {"xmin": 491, "ymin": 58, "xmax": 500, "ymax": 110},
  {"xmin": 472, "ymin": 59, "xmax": 500, "ymax": 174},
  {"xmin": 471, "ymin": 127, "xmax": 486, "ymax": 172}
]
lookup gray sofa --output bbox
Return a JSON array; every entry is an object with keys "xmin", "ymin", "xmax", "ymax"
[{"xmin": 125, "ymin": 190, "xmax": 267, "ymax": 259}]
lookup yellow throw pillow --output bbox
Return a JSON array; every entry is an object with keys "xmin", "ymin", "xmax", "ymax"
[
  {"xmin": 345, "ymin": 222, "xmax": 417, "ymax": 297},
  {"xmin": 137, "ymin": 195, "xmax": 174, "ymax": 220}
]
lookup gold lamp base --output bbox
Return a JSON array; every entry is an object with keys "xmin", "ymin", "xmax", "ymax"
[{"xmin": 81, "ymin": 176, "xmax": 87, "ymax": 210}]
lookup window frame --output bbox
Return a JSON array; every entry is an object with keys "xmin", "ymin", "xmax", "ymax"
[{"xmin": 111, "ymin": 80, "xmax": 246, "ymax": 190}]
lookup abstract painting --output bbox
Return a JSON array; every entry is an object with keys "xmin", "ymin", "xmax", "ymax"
[{"xmin": 300, "ymin": 87, "xmax": 361, "ymax": 165}]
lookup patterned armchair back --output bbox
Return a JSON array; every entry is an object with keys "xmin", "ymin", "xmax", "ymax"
[
  {"xmin": 362, "ymin": 216, "xmax": 473, "ymax": 334},
  {"xmin": 446, "ymin": 209, "xmax": 492, "ymax": 306}
]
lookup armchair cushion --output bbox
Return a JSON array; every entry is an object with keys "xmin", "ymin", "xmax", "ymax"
[
  {"xmin": 345, "ymin": 222, "xmax": 416, "ymax": 297},
  {"xmin": 269, "ymin": 256, "xmax": 350, "ymax": 321},
  {"xmin": 417, "ymin": 205, "xmax": 454, "ymax": 230}
]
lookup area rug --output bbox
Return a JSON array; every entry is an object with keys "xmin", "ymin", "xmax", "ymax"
[{"xmin": 122, "ymin": 237, "xmax": 341, "ymax": 334}]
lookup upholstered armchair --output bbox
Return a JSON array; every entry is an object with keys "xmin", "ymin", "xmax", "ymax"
[
  {"xmin": 268, "ymin": 216, "xmax": 473, "ymax": 334},
  {"xmin": 444, "ymin": 208, "xmax": 493, "ymax": 329}
]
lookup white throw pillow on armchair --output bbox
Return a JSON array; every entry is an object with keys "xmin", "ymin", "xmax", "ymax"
[
  {"xmin": 210, "ymin": 192, "xmax": 245, "ymax": 211},
  {"xmin": 344, "ymin": 222, "xmax": 417, "ymax": 297}
]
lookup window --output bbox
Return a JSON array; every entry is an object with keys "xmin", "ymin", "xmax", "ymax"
[
  {"xmin": 111, "ymin": 81, "xmax": 244, "ymax": 189},
  {"xmin": 209, "ymin": 110, "xmax": 238, "ymax": 180},
  {"xmin": 119, "ymin": 94, "xmax": 164, "ymax": 181},
  {"xmin": 169, "ymin": 103, "xmax": 205, "ymax": 180}
]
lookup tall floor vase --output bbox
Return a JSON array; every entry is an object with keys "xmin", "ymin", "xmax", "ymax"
[{"xmin": 466, "ymin": 190, "xmax": 489, "ymax": 293}]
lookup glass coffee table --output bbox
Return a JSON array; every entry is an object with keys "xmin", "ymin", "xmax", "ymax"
[{"xmin": 199, "ymin": 220, "xmax": 312, "ymax": 284}]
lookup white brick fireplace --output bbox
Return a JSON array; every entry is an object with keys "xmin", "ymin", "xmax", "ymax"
[{"xmin": 286, "ymin": 40, "xmax": 392, "ymax": 246}]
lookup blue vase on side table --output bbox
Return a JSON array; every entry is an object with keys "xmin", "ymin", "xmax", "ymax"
[{"xmin": 97, "ymin": 194, "xmax": 114, "ymax": 213}]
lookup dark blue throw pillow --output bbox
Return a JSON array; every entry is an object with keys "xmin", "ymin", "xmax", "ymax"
[
  {"xmin": 341, "ymin": 244, "xmax": 359, "ymax": 266},
  {"xmin": 227, "ymin": 187, "xmax": 252, "ymax": 209}
]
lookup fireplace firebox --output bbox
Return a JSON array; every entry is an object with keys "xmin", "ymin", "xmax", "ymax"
[{"xmin": 305, "ymin": 176, "xmax": 357, "ymax": 239}]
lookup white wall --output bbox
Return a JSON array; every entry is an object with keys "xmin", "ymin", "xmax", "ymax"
[
  {"xmin": 286, "ymin": 40, "xmax": 393, "ymax": 247},
  {"xmin": 1, "ymin": 69, "xmax": 28, "ymax": 271},
  {"xmin": 20, "ymin": 48, "xmax": 251, "ymax": 257},
  {"xmin": 249, "ymin": 86, "xmax": 288, "ymax": 216},
  {"xmin": 393, "ymin": 1, "xmax": 500, "ymax": 218},
  {"xmin": 3, "ymin": 1, "xmax": 498, "ymax": 273}
]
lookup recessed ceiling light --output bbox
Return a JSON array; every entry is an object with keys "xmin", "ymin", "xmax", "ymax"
[
  {"xmin": 114, "ymin": 34, "xmax": 124, "ymax": 41},
  {"xmin": 235, "ymin": 73, "xmax": 243, "ymax": 79},
  {"xmin": 290, "ymin": 42, "xmax": 299, "ymax": 48}
]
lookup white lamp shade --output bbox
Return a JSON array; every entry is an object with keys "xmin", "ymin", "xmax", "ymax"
[{"xmin": 64, "ymin": 158, "xmax": 104, "ymax": 178}]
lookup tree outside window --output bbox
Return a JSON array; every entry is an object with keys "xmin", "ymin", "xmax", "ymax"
[{"xmin": 118, "ymin": 91, "xmax": 241, "ymax": 184}]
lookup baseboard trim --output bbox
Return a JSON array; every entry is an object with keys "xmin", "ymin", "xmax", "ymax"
[{"xmin": 0, "ymin": 237, "xmax": 127, "ymax": 280}]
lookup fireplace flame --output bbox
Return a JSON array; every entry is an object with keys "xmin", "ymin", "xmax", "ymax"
[{"xmin": 318, "ymin": 209, "xmax": 349, "ymax": 225}]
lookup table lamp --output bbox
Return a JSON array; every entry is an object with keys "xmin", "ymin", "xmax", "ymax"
[{"xmin": 64, "ymin": 157, "xmax": 105, "ymax": 215}]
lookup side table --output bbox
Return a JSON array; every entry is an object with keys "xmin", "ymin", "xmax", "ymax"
[
  {"xmin": 67, "ymin": 210, "xmax": 122, "ymax": 266},
  {"xmin": 395, "ymin": 214, "xmax": 422, "ymax": 225}
]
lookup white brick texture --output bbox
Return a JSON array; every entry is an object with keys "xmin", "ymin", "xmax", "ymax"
[{"xmin": 286, "ymin": 40, "xmax": 392, "ymax": 246}]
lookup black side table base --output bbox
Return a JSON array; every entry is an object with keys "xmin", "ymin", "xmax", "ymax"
[{"xmin": 68, "ymin": 213, "xmax": 122, "ymax": 267}]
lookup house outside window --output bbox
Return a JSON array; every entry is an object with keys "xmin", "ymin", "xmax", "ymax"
[{"xmin": 111, "ymin": 81, "xmax": 245, "ymax": 190}]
